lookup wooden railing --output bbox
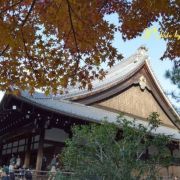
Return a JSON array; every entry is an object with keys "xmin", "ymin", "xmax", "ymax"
[
  {"xmin": 2, "ymin": 169, "xmax": 73, "ymax": 180},
  {"xmin": 2, "ymin": 169, "xmax": 179, "ymax": 180}
]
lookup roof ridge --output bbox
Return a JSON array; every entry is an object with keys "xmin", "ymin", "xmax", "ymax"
[{"xmin": 53, "ymin": 46, "xmax": 148, "ymax": 100}]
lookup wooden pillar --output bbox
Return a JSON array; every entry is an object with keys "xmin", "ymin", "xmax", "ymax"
[
  {"xmin": 24, "ymin": 135, "xmax": 32, "ymax": 168},
  {"xmin": 0, "ymin": 139, "xmax": 3, "ymax": 166},
  {"xmin": 35, "ymin": 127, "xmax": 45, "ymax": 172}
]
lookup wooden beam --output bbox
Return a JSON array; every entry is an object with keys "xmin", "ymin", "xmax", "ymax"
[
  {"xmin": 44, "ymin": 139, "xmax": 65, "ymax": 147},
  {"xmin": 0, "ymin": 123, "xmax": 34, "ymax": 140}
]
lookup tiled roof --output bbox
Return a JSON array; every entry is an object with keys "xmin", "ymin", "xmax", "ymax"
[
  {"xmin": 16, "ymin": 46, "xmax": 179, "ymax": 139},
  {"xmin": 22, "ymin": 46, "xmax": 147, "ymax": 100},
  {"xmin": 55, "ymin": 46, "xmax": 148, "ymax": 100},
  {"xmin": 20, "ymin": 94, "xmax": 180, "ymax": 140}
]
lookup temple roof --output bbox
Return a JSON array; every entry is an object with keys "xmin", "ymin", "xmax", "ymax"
[
  {"xmin": 17, "ymin": 90, "xmax": 180, "ymax": 140},
  {"xmin": 18, "ymin": 47, "xmax": 146, "ymax": 101},
  {"xmin": 21, "ymin": 46, "xmax": 179, "ymax": 125},
  {"xmin": 1, "ymin": 46, "xmax": 179, "ymax": 138},
  {"xmin": 24, "ymin": 46, "xmax": 148, "ymax": 100}
]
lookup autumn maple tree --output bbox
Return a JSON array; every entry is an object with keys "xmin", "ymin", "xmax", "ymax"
[{"xmin": 0, "ymin": 0, "xmax": 179, "ymax": 94}]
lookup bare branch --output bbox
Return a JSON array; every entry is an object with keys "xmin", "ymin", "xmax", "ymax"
[
  {"xmin": 66, "ymin": 0, "xmax": 81, "ymax": 75},
  {"xmin": 21, "ymin": 0, "xmax": 37, "ymax": 27},
  {"xmin": 136, "ymin": 149, "xmax": 146, "ymax": 161},
  {"xmin": 0, "ymin": 45, "xmax": 9, "ymax": 56},
  {"xmin": 66, "ymin": 0, "xmax": 79, "ymax": 54}
]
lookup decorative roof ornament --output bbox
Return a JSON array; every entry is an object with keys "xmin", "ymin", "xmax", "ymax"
[
  {"xmin": 133, "ymin": 45, "xmax": 148, "ymax": 63},
  {"xmin": 139, "ymin": 75, "xmax": 147, "ymax": 90},
  {"xmin": 137, "ymin": 45, "xmax": 148, "ymax": 56}
]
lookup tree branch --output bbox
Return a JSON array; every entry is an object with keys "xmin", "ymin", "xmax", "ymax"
[
  {"xmin": 98, "ymin": 0, "xmax": 109, "ymax": 13},
  {"xmin": 20, "ymin": 29, "xmax": 35, "ymax": 70},
  {"xmin": 63, "ymin": 28, "xmax": 73, "ymax": 49},
  {"xmin": 66, "ymin": 0, "xmax": 81, "ymax": 75},
  {"xmin": 66, "ymin": 0, "xmax": 79, "ymax": 54},
  {"xmin": 21, "ymin": 0, "xmax": 37, "ymax": 27},
  {"xmin": 0, "ymin": 45, "xmax": 9, "ymax": 56},
  {"xmin": 0, "ymin": 0, "xmax": 25, "ymax": 14},
  {"xmin": 136, "ymin": 149, "xmax": 146, "ymax": 161}
]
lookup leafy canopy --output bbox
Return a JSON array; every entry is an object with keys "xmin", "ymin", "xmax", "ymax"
[
  {"xmin": 59, "ymin": 113, "xmax": 172, "ymax": 180},
  {"xmin": 0, "ymin": 0, "xmax": 179, "ymax": 94},
  {"xmin": 166, "ymin": 60, "xmax": 180, "ymax": 105}
]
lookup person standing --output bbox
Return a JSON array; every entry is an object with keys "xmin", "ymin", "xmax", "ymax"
[
  {"xmin": 48, "ymin": 155, "xmax": 57, "ymax": 180},
  {"xmin": 15, "ymin": 155, "xmax": 21, "ymax": 169},
  {"xmin": 41, "ymin": 156, "xmax": 47, "ymax": 170},
  {"xmin": 50, "ymin": 155, "xmax": 57, "ymax": 172},
  {"xmin": 1, "ymin": 165, "xmax": 9, "ymax": 180},
  {"xmin": 9, "ymin": 164, "xmax": 15, "ymax": 180},
  {"xmin": 41, "ymin": 156, "xmax": 47, "ymax": 175},
  {"xmin": 25, "ymin": 168, "xmax": 32, "ymax": 180},
  {"xmin": 9, "ymin": 154, "xmax": 16, "ymax": 166}
]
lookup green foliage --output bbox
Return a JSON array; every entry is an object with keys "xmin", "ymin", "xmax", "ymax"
[
  {"xmin": 166, "ymin": 64, "xmax": 180, "ymax": 89},
  {"xmin": 54, "ymin": 171, "xmax": 68, "ymax": 180},
  {"xmin": 166, "ymin": 61, "xmax": 180, "ymax": 105},
  {"xmin": 147, "ymin": 112, "xmax": 161, "ymax": 130},
  {"xmin": 60, "ymin": 114, "xmax": 172, "ymax": 180}
]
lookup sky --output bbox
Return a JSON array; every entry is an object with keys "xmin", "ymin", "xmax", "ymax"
[{"xmin": 0, "ymin": 13, "xmax": 179, "ymax": 109}]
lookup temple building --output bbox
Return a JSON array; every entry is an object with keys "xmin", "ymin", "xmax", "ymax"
[{"xmin": 0, "ymin": 47, "xmax": 180, "ymax": 176}]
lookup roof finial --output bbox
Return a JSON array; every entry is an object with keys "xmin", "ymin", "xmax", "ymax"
[{"xmin": 137, "ymin": 45, "xmax": 148, "ymax": 56}]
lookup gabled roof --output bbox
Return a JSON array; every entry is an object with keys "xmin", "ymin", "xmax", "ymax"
[
  {"xmin": 52, "ymin": 46, "xmax": 147, "ymax": 101},
  {"xmin": 14, "ymin": 93, "xmax": 180, "ymax": 140},
  {"xmin": 1, "ymin": 46, "xmax": 179, "ymax": 136},
  {"xmin": 18, "ymin": 46, "xmax": 179, "ymax": 128}
]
